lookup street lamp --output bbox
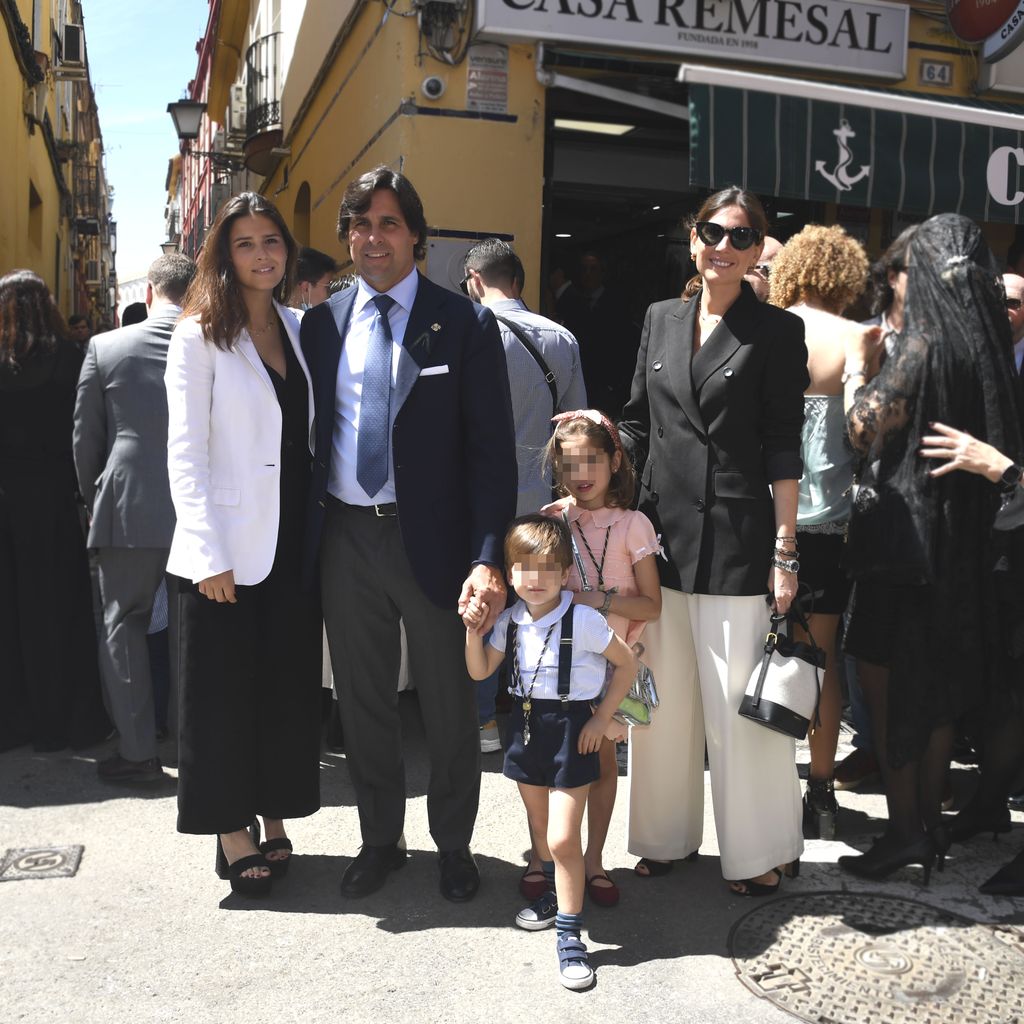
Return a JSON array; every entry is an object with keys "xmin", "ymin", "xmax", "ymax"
[
  {"xmin": 160, "ymin": 239, "xmax": 178, "ymax": 255},
  {"xmin": 166, "ymin": 97, "xmax": 245, "ymax": 172},
  {"xmin": 166, "ymin": 99, "xmax": 206, "ymax": 140}
]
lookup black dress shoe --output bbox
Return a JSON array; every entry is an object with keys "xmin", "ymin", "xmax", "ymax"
[
  {"xmin": 340, "ymin": 843, "xmax": 407, "ymax": 898},
  {"xmin": 438, "ymin": 847, "xmax": 480, "ymax": 902},
  {"xmin": 97, "ymin": 754, "xmax": 163, "ymax": 783}
]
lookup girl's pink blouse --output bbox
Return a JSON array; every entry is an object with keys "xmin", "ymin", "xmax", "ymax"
[{"xmin": 541, "ymin": 497, "xmax": 662, "ymax": 646}]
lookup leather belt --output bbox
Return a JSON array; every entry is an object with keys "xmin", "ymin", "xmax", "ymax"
[{"xmin": 328, "ymin": 494, "xmax": 398, "ymax": 518}]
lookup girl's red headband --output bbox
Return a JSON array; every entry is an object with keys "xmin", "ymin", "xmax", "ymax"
[{"xmin": 551, "ymin": 409, "xmax": 624, "ymax": 456}]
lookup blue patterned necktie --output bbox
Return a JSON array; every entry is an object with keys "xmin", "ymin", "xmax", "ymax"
[{"xmin": 356, "ymin": 293, "xmax": 396, "ymax": 498}]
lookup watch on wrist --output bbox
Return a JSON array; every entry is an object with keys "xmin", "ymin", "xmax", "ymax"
[
  {"xmin": 1000, "ymin": 462, "xmax": 1024, "ymax": 491},
  {"xmin": 772, "ymin": 555, "xmax": 800, "ymax": 574}
]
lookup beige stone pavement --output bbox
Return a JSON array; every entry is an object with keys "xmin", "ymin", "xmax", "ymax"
[{"xmin": 1, "ymin": 699, "xmax": 1022, "ymax": 1024}]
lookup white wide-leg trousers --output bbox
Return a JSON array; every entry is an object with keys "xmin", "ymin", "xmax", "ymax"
[{"xmin": 627, "ymin": 588, "xmax": 804, "ymax": 880}]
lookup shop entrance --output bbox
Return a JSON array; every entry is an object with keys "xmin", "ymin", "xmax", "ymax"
[{"xmin": 538, "ymin": 61, "xmax": 822, "ymax": 413}]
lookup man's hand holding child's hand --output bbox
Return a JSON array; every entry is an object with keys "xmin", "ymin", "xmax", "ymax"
[{"xmin": 462, "ymin": 596, "xmax": 489, "ymax": 634}]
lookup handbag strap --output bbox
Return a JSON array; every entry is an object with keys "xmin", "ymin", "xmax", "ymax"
[
  {"xmin": 749, "ymin": 613, "xmax": 786, "ymax": 708},
  {"xmin": 779, "ymin": 604, "xmax": 826, "ymax": 727},
  {"xmin": 507, "ymin": 608, "xmax": 575, "ymax": 701},
  {"xmin": 494, "ymin": 314, "xmax": 558, "ymax": 412}
]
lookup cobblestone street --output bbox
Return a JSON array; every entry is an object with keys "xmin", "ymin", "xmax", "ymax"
[{"xmin": 2, "ymin": 696, "xmax": 1022, "ymax": 1024}]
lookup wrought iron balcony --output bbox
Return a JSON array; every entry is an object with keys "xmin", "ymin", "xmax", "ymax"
[
  {"xmin": 73, "ymin": 161, "xmax": 101, "ymax": 234},
  {"xmin": 244, "ymin": 32, "xmax": 283, "ymax": 175}
]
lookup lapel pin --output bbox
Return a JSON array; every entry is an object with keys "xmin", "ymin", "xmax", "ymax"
[
  {"xmin": 723, "ymin": 367, "xmax": 734, "ymax": 378},
  {"xmin": 430, "ymin": 323, "xmax": 441, "ymax": 332}
]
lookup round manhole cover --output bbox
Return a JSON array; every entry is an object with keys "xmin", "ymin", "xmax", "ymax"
[{"xmin": 729, "ymin": 891, "xmax": 1024, "ymax": 1024}]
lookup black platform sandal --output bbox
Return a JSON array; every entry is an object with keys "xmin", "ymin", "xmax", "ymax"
[
  {"xmin": 259, "ymin": 838, "xmax": 293, "ymax": 878},
  {"xmin": 215, "ymin": 831, "xmax": 272, "ymax": 897}
]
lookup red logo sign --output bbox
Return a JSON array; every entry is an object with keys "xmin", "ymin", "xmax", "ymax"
[{"xmin": 947, "ymin": 0, "xmax": 1019, "ymax": 41}]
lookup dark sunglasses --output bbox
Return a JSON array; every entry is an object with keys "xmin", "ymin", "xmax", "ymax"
[
  {"xmin": 459, "ymin": 275, "xmax": 470, "ymax": 295},
  {"xmin": 695, "ymin": 221, "xmax": 763, "ymax": 251},
  {"xmin": 751, "ymin": 262, "xmax": 772, "ymax": 279},
  {"xmin": 1008, "ymin": 298, "xmax": 1022, "ymax": 311}
]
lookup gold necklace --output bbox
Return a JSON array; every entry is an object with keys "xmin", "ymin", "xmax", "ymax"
[{"xmin": 248, "ymin": 319, "xmax": 275, "ymax": 335}]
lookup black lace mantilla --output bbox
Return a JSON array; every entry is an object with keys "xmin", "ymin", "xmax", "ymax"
[{"xmin": 845, "ymin": 214, "xmax": 1024, "ymax": 766}]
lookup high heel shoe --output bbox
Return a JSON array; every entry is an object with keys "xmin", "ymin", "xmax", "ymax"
[
  {"xmin": 928, "ymin": 824, "xmax": 951, "ymax": 874},
  {"xmin": 215, "ymin": 830, "xmax": 272, "ymax": 897},
  {"xmin": 729, "ymin": 859, "xmax": 800, "ymax": 897},
  {"xmin": 803, "ymin": 778, "xmax": 839, "ymax": 840},
  {"xmin": 948, "ymin": 802, "xmax": 1012, "ymax": 843},
  {"xmin": 260, "ymin": 838, "xmax": 293, "ymax": 878},
  {"xmin": 838, "ymin": 834, "xmax": 935, "ymax": 885}
]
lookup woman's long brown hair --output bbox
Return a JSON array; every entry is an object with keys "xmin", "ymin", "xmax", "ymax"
[
  {"xmin": 0, "ymin": 270, "xmax": 68, "ymax": 368},
  {"xmin": 181, "ymin": 191, "xmax": 297, "ymax": 349},
  {"xmin": 682, "ymin": 187, "xmax": 769, "ymax": 301}
]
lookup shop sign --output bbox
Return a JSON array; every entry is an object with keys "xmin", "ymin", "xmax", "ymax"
[
  {"xmin": 946, "ymin": 0, "xmax": 1018, "ymax": 42},
  {"xmin": 980, "ymin": 1, "xmax": 1024, "ymax": 62},
  {"xmin": 477, "ymin": 0, "xmax": 908, "ymax": 80}
]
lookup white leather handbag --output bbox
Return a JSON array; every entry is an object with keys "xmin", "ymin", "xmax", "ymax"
[{"xmin": 739, "ymin": 608, "xmax": 825, "ymax": 741}]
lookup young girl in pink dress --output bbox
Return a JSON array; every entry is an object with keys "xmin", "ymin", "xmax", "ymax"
[{"xmin": 532, "ymin": 409, "xmax": 662, "ymax": 906}]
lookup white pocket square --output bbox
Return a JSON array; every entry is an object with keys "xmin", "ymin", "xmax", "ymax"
[{"xmin": 419, "ymin": 364, "xmax": 449, "ymax": 376}]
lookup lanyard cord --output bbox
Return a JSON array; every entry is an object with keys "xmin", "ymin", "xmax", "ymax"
[
  {"xmin": 574, "ymin": 521, "xmax": 612, "ymax": 589},
  {"xmin": 512, "ymin": 622, "xmax": 558, "ymax": 702}
]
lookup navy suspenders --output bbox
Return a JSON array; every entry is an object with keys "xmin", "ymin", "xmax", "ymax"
[{"xmin": 506, "ymin": 607, "xmax": 575, "ymax": 701}]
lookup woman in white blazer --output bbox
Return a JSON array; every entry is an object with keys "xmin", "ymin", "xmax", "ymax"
[{"xmin": 166, "ymin": 192, "xmax": 321, "ymax": 897}]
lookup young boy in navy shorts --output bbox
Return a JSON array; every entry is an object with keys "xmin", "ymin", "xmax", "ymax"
[{"xmin": 464, "ymin": 515, "xmax": 636, "ymax": 990}]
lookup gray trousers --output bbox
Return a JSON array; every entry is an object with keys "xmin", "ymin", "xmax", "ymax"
[
  {"xmin": 95, "ymin": 547, "xmax": 169, "ymax": 761},
  {"xmin": 321, "ymin": 500, "xmax": 480, "ymax": 850}
]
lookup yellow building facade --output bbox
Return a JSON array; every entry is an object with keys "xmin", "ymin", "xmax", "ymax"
[
  {"xmin": 1, "ymin": 0, "xmax": 115, "ymax": 321},
  {"xmin": 187, "ymin": 0, "xmax": 1024, "ymax": 315}
]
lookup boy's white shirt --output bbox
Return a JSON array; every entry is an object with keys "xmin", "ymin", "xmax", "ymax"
[{"xmin": 488, "ymin": 591, "xmax": 613, "ymax": 701}]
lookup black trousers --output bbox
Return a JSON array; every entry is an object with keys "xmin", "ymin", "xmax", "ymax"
[
  {"xmin": 172, "ymin": 559, "xmax": 322, "ymax": 835},
  {"xmin": 321, "ymin": 499, "xmax": 481, "ymax": 850}
]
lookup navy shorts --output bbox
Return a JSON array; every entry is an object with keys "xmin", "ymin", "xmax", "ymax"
[{"xmin": 503, "ymin": 699, "xmax": 601, "ymax": 790}]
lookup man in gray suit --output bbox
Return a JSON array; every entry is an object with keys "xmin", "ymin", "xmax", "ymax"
[{"xmin": 74, "ymin": 254, "xmax": 196, "ymax": 783}]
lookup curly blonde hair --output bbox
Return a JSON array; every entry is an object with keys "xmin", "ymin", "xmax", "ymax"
[{"xmin": 768, "ymin": 224, "xmax": 868, "ymax": 314}]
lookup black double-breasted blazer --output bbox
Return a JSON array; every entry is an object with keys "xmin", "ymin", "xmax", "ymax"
[{"xmin": 619, "ymin": 282, "xmax": 808, "ymax": 596}]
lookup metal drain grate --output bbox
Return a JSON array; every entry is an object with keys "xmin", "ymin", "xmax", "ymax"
[
  {"xmin": 0, "ymin": 846, "xmax": 84, "ymax": 881},
  {"xmin": 729, "ymin": 891, "xmax": 1024, "ymax": 1024}
]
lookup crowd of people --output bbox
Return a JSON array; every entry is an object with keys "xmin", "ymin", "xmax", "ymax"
[{"xmin": 2, "ymin": 167, "xmax": 1024, "ymax": 991}]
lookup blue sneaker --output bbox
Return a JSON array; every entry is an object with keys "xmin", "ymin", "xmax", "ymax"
[{"xmin": 515, "ymin": 890, "xmax": 558, "ymax": 931}]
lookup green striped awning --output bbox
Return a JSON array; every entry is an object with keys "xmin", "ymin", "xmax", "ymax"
[{"xmin": 688, "ymin": 80, "xmax": 1024, "ymax": 226}]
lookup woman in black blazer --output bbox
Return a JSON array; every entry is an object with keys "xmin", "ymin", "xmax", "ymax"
[{"xmin": 620, "ymin": 188, "xmax": 809, "ymax": 896}]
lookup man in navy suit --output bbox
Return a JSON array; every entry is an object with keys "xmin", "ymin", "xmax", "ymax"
[{"xmin": 300, "ymin": 166, "xmax": 516, "ymax": 901}]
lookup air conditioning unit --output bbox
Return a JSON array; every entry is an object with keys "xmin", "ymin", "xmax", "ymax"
[
  {"xmin": 213, "ymin": 127, "xmax": 242, "ymax": 156},
  {"xmin": 85, "ymin": 259, "xmax": 100, "ymax": 284},
  {"xmin": 227, "ymin": 84, "xmax": 247, "ymax": 138},
  {"xmin": 63, "ymin": 24, "xmax": 84, "ymax": 65}
]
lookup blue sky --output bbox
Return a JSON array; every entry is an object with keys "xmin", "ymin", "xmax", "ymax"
[{"xmin": 84, "ymin": 0, "xmax": 210, "ymax": 281}]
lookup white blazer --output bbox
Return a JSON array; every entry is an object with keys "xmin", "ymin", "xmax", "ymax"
[{"xmin": 165, "ymin": 300, "xmax": 314, "ymax": 585}]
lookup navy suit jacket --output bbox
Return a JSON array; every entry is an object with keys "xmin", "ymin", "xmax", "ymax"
[{"xmin": 300, "ymin": 271, "xmax": 517, "ymax": 608}]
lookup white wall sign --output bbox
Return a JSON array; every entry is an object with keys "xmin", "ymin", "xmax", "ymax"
[
  {"xmin": 982, "ymin": 1, "xmax": 1024, "ymax": 64},
  {"xmin": 467, "ymin": 43, "xmax": 510, "ymax": 114},
  {"xmin": 477, "ymin": 0, "xmax": 908, "ymax": 80}
]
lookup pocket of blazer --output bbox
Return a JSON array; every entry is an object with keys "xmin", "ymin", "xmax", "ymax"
[{"xmin": 419, "ymin": 364, "xmax": 449, "ymax": 376}]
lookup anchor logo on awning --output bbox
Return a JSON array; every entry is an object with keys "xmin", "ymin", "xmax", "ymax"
[{"xmin": 815, "ymin": 119, "xmax": 871, "ymax": 192}]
